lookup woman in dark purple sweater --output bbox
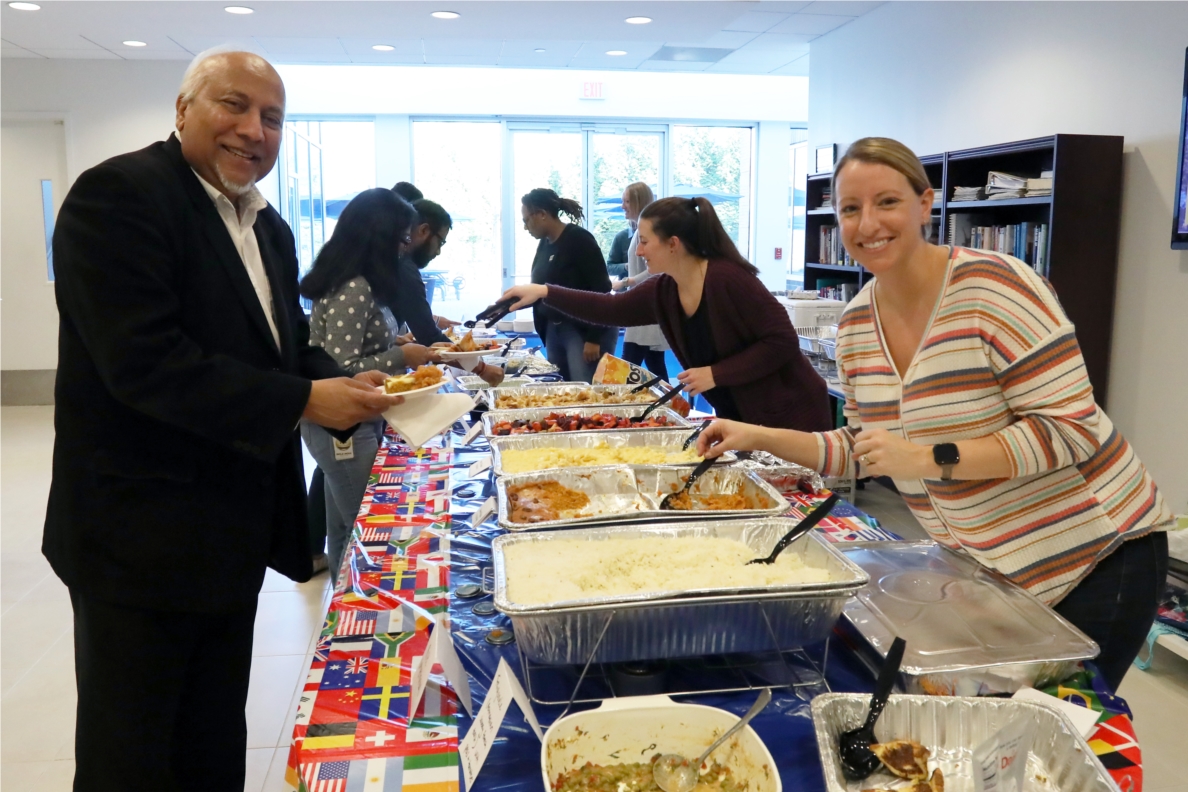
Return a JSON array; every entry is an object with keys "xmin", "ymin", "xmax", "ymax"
[{"xmin": 502, "ymin": 197, "xmax": 831, "ymax": 431}]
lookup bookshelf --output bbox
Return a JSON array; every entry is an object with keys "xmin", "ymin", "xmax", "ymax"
[{"xmin": 799, "ymin": 134, "xmax": 1123, "ymax": 407}]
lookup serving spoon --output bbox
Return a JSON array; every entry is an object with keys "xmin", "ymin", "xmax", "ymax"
[
  {"xmin": 838, "ymin": 636, "xmax": 907, "ymax": 780},
  {"xmin": 747, "ymin": 492, "xmax": 840, "ymax": 564},
  {"xmin": 658, "ymin": 456, "xmax": 717, "ymax": 510},
  {"xmin": 653, "ymin": 687, "xmax": 773, "ymax": 792}
]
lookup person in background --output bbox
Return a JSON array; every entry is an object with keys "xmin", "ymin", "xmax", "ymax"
[
  {"xmin": 392, "ymin": 181, "xmax": 423, "ymax": 202},
  {"xmin": 611, "ymin": 181, "xmax": 669, "ymax": 381},
  {"xmin": 298, "ymin": 189, "xmax": 439, "ymax": 583},
  {"xmin": 521, "ymin": 188, "xmax": 618, "ymax": 382},
  {"xmin": 695, "ymin": 137, "xmax": 1172, "ymax": 691},
  {"xmin": 504, "ymin": 197, "xmax": 830, "ymax": 430},
  {"xmin": 606, "ymin": 226, "xmax": 630, "ymax": 279},
  {"xmin": 45, "ymin": 49, "xmax": 401, "ymax": 791},
  {"xmin": 407, "ymin": 198, "xmax": 461, "ymax": 337}
]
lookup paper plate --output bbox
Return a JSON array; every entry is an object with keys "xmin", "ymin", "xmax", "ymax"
[
  {"xmin": 383, "ymin": 392, "xmax": 476, "ymax": 449},
  {"xmin": 439, "ymin": 346, "xmax": 508, "ymax": 371},
  {"xmin": 382, "ymin": 380, "xmax": 448, "ymax": 400}
]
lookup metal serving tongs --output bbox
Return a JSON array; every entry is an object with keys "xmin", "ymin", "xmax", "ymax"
[
  {"xmin": 628, "ymin": 374, "xmax": 665, "ymax": 395},
  {"xmin": 630, "ymin": 383, "xmax": 686, "ymax": 423},
  {"xmin": 464, "ymin": 297, "xmax": 517, "ymax": 329}
]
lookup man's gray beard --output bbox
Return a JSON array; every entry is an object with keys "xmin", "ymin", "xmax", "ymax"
[{"xmin": 214, "ymin": 162, "xmax": 256, "ymax": 197}]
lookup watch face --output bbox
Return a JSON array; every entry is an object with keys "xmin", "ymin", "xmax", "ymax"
[{"xmin": 933, "ymin": 443, "xmax": 960, "ymax": 466}]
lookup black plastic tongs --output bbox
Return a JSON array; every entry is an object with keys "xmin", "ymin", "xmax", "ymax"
[{"xmin": 465, "ymin": 298, "xmax": 517, "ymax": 329}]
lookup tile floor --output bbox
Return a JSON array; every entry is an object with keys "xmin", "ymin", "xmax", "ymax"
[{"xmin": 2, "ymin": 406, "xmax": 1186, "ymax": 791}]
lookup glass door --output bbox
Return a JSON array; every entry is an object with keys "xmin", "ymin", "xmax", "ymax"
[
  {"xmin": 510, "ymin": 128, "xmax": 583, "ymax": 286},
  {"xmin": 588, "ymin": 131, "xmax": 662, "ymax": 270}
]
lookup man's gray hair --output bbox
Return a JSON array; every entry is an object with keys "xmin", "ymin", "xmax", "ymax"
[{"xmin": 178, "ymin": 44, "xmax": 272, "ymax": 104}]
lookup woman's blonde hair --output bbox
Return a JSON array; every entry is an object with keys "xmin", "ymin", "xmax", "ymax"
[
  {"xmin": 624, "ymin": 181, "xmax": 655, "ymax": 217},
  {"xmin": 831, "ymin": 137, "xmax": 931, "ymax": 206}
]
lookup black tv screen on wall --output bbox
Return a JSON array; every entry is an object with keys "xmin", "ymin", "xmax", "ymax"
[{"xmin": 1174, "ymin": 47, "xmax": 1188, "ymax": 249}]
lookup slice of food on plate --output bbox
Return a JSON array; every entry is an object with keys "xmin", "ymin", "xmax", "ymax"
[{"xmin": 384, "ymin": 365, "xmax": 445, "ymax": 394}]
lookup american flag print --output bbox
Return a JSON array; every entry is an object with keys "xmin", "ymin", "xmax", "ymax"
[
  {"xmin": 335, "ymin": 610, "xmax": 378, "ymax": 636},
  {"xmin": 302, "ymin": 760, "xmax": 350, "ymax": 792}
]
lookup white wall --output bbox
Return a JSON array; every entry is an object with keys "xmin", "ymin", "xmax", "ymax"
[{"xmin": 808, "ymin": 0, "xmax": 1188, "ymax": 511}]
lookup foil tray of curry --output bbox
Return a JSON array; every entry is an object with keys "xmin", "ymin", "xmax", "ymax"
[{"xmin": 494, "ymin": 465, "xmax": 788, "ymax": 531}]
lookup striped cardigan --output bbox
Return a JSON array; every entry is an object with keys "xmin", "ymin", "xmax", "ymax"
[{"xmin": 817, "ymin": 247, "xmax": 1172, "ymax": 604}]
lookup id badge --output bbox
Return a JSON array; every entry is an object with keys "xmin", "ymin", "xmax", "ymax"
[{"xmin": 333, "ymin": 436, "xmax": 355, "ymax": 461}]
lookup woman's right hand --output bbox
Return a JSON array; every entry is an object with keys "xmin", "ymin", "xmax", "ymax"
[
  {"xmin": 401, "ymin": 343, "xmax": 440, "ymax": 369},
  {"xmin": 697, "ymin": 419, "xmax": 765, "ymax": 458},
  {"xmin": 500, "ymin": 283, "xmax": 548, "ymax": 311}
]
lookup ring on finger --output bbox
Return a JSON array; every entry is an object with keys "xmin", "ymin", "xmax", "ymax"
[{"xmin": 860, "ymin": 454, "xmax": 870, "ymax": 465}]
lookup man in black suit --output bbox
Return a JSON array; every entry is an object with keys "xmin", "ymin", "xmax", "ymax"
[{"xmin": 43, "ymin": 50, "xmax": 401, "ymax": 791}]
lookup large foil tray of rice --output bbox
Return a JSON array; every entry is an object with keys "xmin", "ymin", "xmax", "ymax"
[
  {"xmin": 489, "ymin": 429, "xmax": 737, "ymax": 476},
  {"xmin": 492, "ymin": 519, "xmax": 869, "ymax": 664},
  {"xmin": 494, "ymin": 465, "xmax": 787, "ymax": 531},
  {"xmin": 482, "ymin": 383, "xmax": 666, "ymax": 411}
]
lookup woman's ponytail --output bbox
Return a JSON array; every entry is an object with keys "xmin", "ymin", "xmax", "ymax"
[
  {"xmin": 641, "ymin": 196, "xmax": 758, "ymax": 275},
  {"xmin": 522, "ymin": 187, "xmax": 584, "ymax": 222}
]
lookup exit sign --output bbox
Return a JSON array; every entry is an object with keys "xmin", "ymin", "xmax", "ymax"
[
  {"xmin": 775, "ymin": 247, "xmax": 783, "ymax": 260},
  {"xmin": 580, "ymin": 81, "xmax": 606, "ymax": 100}
]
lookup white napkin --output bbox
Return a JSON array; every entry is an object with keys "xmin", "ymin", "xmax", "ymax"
[
  {"xmin": 382, "ymin": 392, "xmax": 475, "ymax": 448},
  {"xmin": 1011, "ymin": 687, "xmax": 1100, "ymax": 738}
]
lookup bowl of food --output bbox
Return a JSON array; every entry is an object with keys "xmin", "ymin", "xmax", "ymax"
[
  {"xmin": 543, "ymin": 695, "xmax": 780, "ymax": 792},
  {"xmin": 382, "ymin": 365, "xmax": 446, "ymax": 399}
]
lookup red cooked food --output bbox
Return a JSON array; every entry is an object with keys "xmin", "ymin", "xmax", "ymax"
[{"xmin": 491, "ymin": 412, "xmax": 675, "ymax": 435}]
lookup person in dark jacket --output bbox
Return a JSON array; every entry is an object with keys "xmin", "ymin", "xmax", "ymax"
[
  {"xmin": 606, "ymin": 226, "xmax": 630, "ymax": 279},
  {"xmin": 521, "ymin": 188, "xmax": 618, "ymax": 382},
  {"xmin": 43, "ymin": 49, "xmax": 401, "ymax": 791},
  {"xmin": 503, "ymin": 196, "xmax": 831, "ymax": 430}
]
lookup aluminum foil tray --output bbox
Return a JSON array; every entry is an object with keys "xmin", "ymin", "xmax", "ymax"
[
  {"xmin": 812, "ymin": 693, "xmax": 1117, "ymax": 792},
  {"xmin": 732, "ymin": 453, "xmax": 826, "ymax": 495},
  {"xmin": 483, "ymin": 383, "xmax": 665, "ymax": 410},
  {"xmin": 486, "ymin": 352, "xmax": 558, "ymax": 376},
  {"xmin": 453, "ymin": 375, "xmax": 536, "ymax": 392},
  {"xmin": 838, "ymin": 542, "xmax": 1099, "ymax": 696},
  {"xmin": 482, "ymin": 405, "xmax": 691, "ymax": 438},
  {"xmin": 489, "ymin": 429, "xmax": 737, "ymax": 477},
  {"xmin": 495, "ymin": 464, "xmax": 787, "ymax": 530},
  {"xmin": 492, "ymin": 519, "xmax": 869, "ymax": 664}
]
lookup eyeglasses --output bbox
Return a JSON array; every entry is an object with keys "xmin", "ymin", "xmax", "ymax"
[{"xmin": 433, "ymin": 231, "xmax": 448, "ymax": 247}]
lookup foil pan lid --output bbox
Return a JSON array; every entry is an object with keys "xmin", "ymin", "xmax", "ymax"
[{"xmin": 839, "ymin": 541, "xmax": 1099, "ymax": 674}]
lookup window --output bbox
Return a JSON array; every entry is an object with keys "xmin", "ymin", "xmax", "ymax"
[
  {"xmin": 511, "ymin": 129, "xmax": 583, "ymax": 285},
  {"xmin": 412, "ymin": 121, "xmax": 502, "ymax": 321},
  {"xmin": 589, "ymin": 132, "xmax": 662, "ymax": 270},
  {"xmin": 788, "ymin": 137, "xmax": 808, "ymax": 290},
  {"xmin": 41, "ymin": 179, "xmax": 55, "ymax": 281},
  {"xmin": 671, "ymin": 126, "xmax": 752, "ymax": 257}
]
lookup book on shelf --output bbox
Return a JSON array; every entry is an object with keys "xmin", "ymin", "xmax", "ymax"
[
  {"xmin": 947, "ymin": 213, "xmax": 1048, "ymax": 275},
  {"xmin": 953, "ymin": 171, "xmax": 1053, "ymax": 201},
  {"xmin": 952, "ymin": 185, "xmax": 984, "ymax": 201},
  {"xmin": 817, "ymin": 225, "xmax": 857, "ymax": 267}
]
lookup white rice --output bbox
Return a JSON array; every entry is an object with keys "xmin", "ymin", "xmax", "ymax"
[{"xmin": 503, "ymin": 536, "xmax": 832, "ymax": 606}]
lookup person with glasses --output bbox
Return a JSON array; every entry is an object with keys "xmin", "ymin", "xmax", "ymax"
[{"xmin": 298, "ymin": 188, "xmax": 440, "ymax": 583}]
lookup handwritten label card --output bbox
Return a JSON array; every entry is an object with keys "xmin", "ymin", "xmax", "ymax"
[
  {"xmin": 470, "ymin": 496, "xmax": 496, "ymax": 530},
  {"xmin": 463, "ymin": 420, "xmax": 484, "ymax": 445},
  {"xmin": 467, "ymin": 455, "xmax": 492, "ymax": 478},
  {"xmin": 408, "ymin": 616, "xmax": 473, "ymax": 721},
  {"xmin": 458, "ymin": 658, "xmax": 543, "ymax": 790}
]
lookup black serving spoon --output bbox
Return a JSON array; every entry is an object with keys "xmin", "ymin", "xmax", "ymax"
[
  {"xmin": 747, "ymin": 492, "xmax": 840, "ymax": 565},
  {"xmin": 682, "ymin": 418, "xmax": 714, "ymax": 451},
  {"xmin": 631, "ymin": 383, "xmax": 686, "ymax": 423},
  {"xmin": 659, "ymin": 456, "xmax": 718, "ymax": 510},
  {"xmin": 628, "ymin": 374, "xmax": 664, "ymax": 395},
  {"xmin": 838, "ymin": 636, "xmax": 907, "ymax": 781}
]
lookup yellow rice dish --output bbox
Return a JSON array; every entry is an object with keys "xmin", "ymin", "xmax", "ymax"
[{"xmin": 499, "ymin": 444, "xmax": 702, "ymax": 474}]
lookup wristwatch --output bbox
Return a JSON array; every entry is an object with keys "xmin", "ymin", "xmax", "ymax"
[{"xmin": 932, "ymin": 443, "xmax": 960, "ymax": 481}]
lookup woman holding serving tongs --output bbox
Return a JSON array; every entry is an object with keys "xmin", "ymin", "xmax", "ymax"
[{"xmin": 500, "ymin": 196, "xmax": 832, "ymax": 432}]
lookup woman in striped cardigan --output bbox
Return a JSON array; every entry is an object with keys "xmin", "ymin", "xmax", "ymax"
[{"xmin": 699, "ymin": 137, "xmax": 1172, "ymax": 691}]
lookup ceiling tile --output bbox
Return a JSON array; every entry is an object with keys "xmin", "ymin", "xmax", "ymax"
[
  {"xmin": 339, "ymin": 38, "xmax": 424, "ymax": 58},
  {"xmin": 568, "ymin": 53, "xmax": 652, "ymax": 70},
  {"xmin": 497, "ymin": 55, "xmax": 577, "ymax": 69},
  {"xmin": 423, "ymin": 54, "xmax": 502, "ymax": 65},
  {"xmin": 649, "ymin": 46, "xmax": 732, "ymax": 63},
  {"xmin": 422, "ymin": 38, "xmax": 504, "ymax": 57},
  {"xmin": 168, "ymin": 37, "xmax": 259, "ymax": 55},
  {"xmin": 1, "ymin": 48, "xmax": 43, "ymax": 58},
  {"xmin": 722, "ymin": 11, "xmax": 788, "ymax": 33},
  {"xmin": 499, "ymin": 40, "xmax": 585, "ymax": 59},
  {"xmin": 83, "ymin": 35, "xmax": 191, "ymax": 54},
  {"xmin": 769, "ymin": 54, "xmax": 810, "ymax": 75},
  {"xmin": 252, "ymin": 37, "xmax": 350, "ymax": 57},
  {"xmin": 752, "ymin": 1, "xmax": 814, "ymax": 11},
  {"xmin": 663, "ymin": 30, "xmax": 758, "ymax": 50},
  {"xmin": 573, "ymin": 40, "xmax": 662, "ymax": 59},
  {"xmin": 798, "ymin": 1, "xmax": 884, "ymax": 16},
  {"xmin": 638, "ymin": 59, "xmax": 712, "ymax": 72},
  {"xmin": 25, "ymin": 48, "xmax": 121, "ymax": 59},
  {"xmin": 766, "ymin": 13, "xmax": 853, "ymax": 35},
  {"xmin": 119, "ymin": 49, "xmax": 195, "ymax": 60},
  {"xmin": 1, "ymin": 32, "xmax": 107, "ymax": 51}
]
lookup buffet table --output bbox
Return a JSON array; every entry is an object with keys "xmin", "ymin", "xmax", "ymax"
[{"xmin": 283, "ymin": 425, "xmax": 1144, "ymax": 792}]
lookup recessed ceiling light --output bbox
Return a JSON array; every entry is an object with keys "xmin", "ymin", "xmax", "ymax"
[
  {"xmin": 224, "ymin": 6, "xmax": 253, "ymax": 14},
  {"xmin": 122, "ymin": 40, "xmax": 147, "ymax": 47},
  {"xmin": 430, "ymin": 10, "xmax": 459, "ymax": 19},
  {"xmin": 8, "ymin": 2, "xmax": 41, "ymax": 10},
  {"xmin": 606, "ymin": 50, "xmax": 627, "ymax": 56},
  {"xmin": 534, "ymin": 48, "xmax": 546, "ymax": 53},
  {"xmin": 625, "ymin": 16, "xmax": 652, "ymax": 24},
  {"xmin": 372, "ymin": 44, "xmax": 395, "ymax": 51}
]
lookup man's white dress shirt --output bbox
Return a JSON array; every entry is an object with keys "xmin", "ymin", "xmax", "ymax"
[{"xmin": 193, "ymin": 170, "xmax": 281, "ymax": 350}]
